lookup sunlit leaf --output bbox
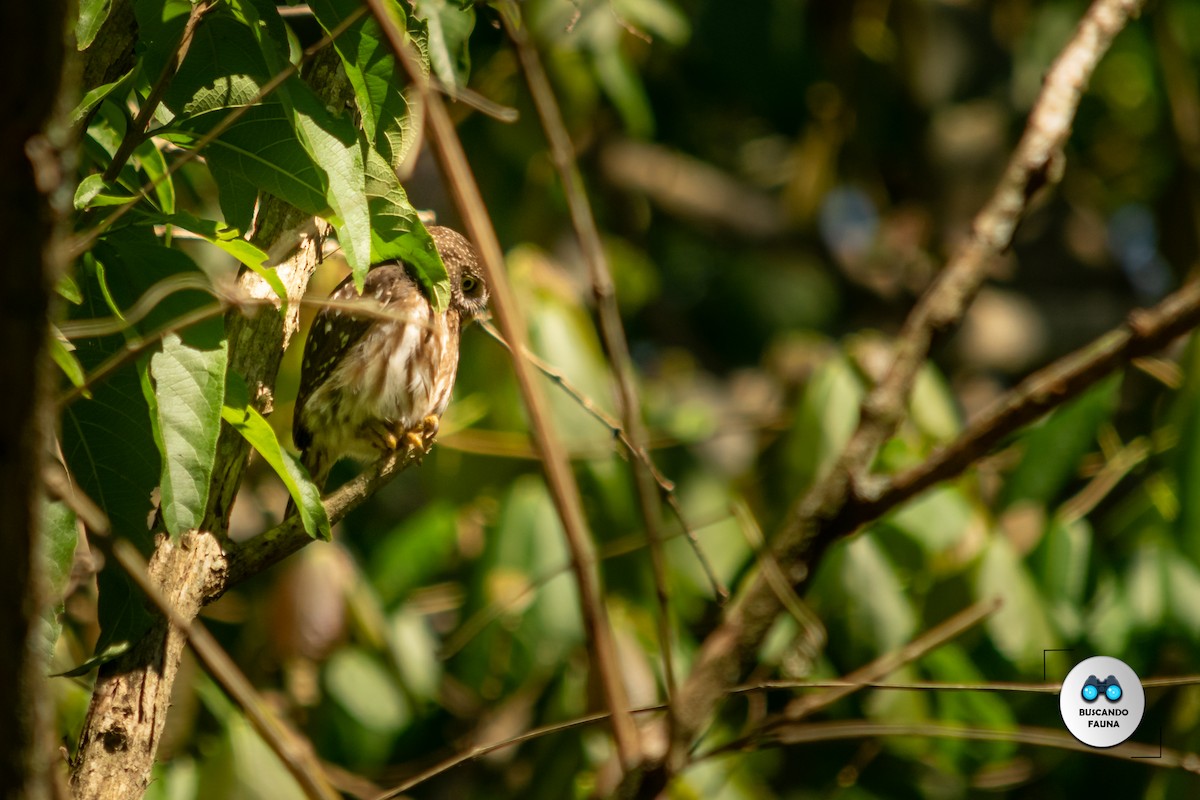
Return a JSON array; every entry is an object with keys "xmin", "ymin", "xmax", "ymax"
[
  {"xmin": 150, "ymin": 331, "xmax": 228, "ymax": 536},
  {"xmin": 222, "ymin": 374, "xmax": 329, "ymax": 540},
  {"xmin": 76, "ymin": 0, "xmax": 113, "ymax": 50}
]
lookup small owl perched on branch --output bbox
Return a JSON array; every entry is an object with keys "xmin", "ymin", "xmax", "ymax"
[{"xmin": 293, "ymin": 226, "xmax": 489, "ymax": 492}]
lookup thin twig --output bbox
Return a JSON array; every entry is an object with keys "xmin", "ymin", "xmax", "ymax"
[
  {"xmin": 44, "ymin": 468, "xmax": 341, "ymax": 800},
  {"xmin": 367, "ymin": 0, "xmax": 642, "ymax": 769},
  {"xmin": 101, "ymin": 0, "xmax": 217, "ymax": 184},
  {"xmin": 371, "ymin": 703, "xmax": 669, "ymax": 800},
  {"xmin": 780, "ymin": 597, "xmax": 1001, "ymax": 723},
  {"xmin": 732, "ymin": 674, "xmax": 1200, "ymax": 694},
  {"xmin": 499, "ymin": 1, "xmax": 680, "ymax": 729},
  {"xmin": 703, "ymin": 720, "xmax": 1200, "ymax": 773},
  {"xmin": 478, "ymin": 319, "xmax": 728, "ymax": 601},
  {"xmin": 729, "ymin": 501, "xmax": 824, "ymax": 652}
]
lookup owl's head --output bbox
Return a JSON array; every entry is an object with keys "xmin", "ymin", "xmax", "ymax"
[{"xmin": 430, "ymin": 225, "xmax": 489, "ymax": 318}]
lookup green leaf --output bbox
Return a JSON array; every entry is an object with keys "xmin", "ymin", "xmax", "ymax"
[
  {"xmin": 882, "ymin": 484, "xmax": 975, "ymax": 558},
  {"xmin": 387, "ymin": 609, "xmax": 441, "ymax": 701},
  {"xmin": 76, "ymin": 0, "xmax": 113, "ymax": 50},
  {"xmin": 62, "ymin": 342, "xmax": 157, "ymax": 657},
  {"xmin": 55, "ymin": 641, "xmax": 132, "ymax": 677},
  {"xmin": 309, "ymin": 0, "xmax": 418, "ymax": 170},
  {"xmin": 1000, "ymin": 375, "xmax": 1121, "ymax": 509},
  {"xmin": 70, "ymin": 68, "xmax": 135, "ymax": 125},
  {"xmin": 1031, "ymin": 516, "xmax": 1092, "ymax": 639},
  {"xmin": 412, "ymin": 0, "xmax": 475, "ymax": 92},
  {"xmin": 57, "ymin": 273, "xmax": 84, "ymax": 304},
  {"xmin": 811, "ymin": 533, "xmax": 917, "ymax": 662},
  {"xmin": 363, "ymin": 146, "xmax": 448, "ymax": 306},
  {"xmin": 150, "ymin": 331, "xmax": 228, "ymax": 536},
  {"xmin": 225, "ymin": 0, "xmax": 372, "ymax": 277},
  {"xmin": 923, "ymin": 645, "xmax": 1017, "ymax": 762},
  {"xmin": 367, "ymin": 501, "xmax": 458, "ymax": 605},
  {"xmin": 1125, "ymin": 534, "xmax": 1167, "ymax": 630},
  {"xmin": 152, "ymin": 210, "xmax": 287, "ymax": 308},
  {"xmin": 49, "ymin": 333, "xmax": 91, "ymax": 398},
  {"xmin": 194, "ymin": 678, "xmax": 309, "ymax": 800},
  {"xmin": 74, "ymin": 174, "xmax": 108, "ymax": 210},
  {"xmin": 222, "ymin": 374, "xmax": 330, "ymax": 540},
  {"xmin": 325, "ymin": 648, "xmax": 409, "ymax": 734},
  {"xmin": 973, "ymin": 535, "xmax": 1057, "ymax": 671},
  {"xmin": 784, "ymin": 355, "xmax": 863, "ymax": 491},
  {"xmin": 170, "ymin": 105, "xmax": 330, "ymax": 221},
  {"xmin": 134, "ymin": 137, "xmax": 175, "ymax": 215},
  {"xmin": 163, "ymin": 9, "xmax": 274, "ymax": 116},
  {"xmin": 41, "ymin": 498, "xmax": 80, "ymax": 660}
]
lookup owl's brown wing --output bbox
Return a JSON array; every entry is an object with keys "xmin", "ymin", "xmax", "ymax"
[{"xmin": 293, "ymin": 263, "xmax": 414, "ymax": 451}]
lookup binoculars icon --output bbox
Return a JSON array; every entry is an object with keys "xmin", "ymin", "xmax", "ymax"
[{"xmin": 1081, "ymin": 675, "xmax": 1122, "ymax": 702}]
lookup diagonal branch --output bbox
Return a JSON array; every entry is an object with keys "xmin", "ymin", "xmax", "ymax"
[
  {"xmin": 853, "ymin": 278, "xmax": 1200, "ymax": 525},
  {"xmin": 364, "ymin": 0, "xmax": 642, "ymax": 770}
]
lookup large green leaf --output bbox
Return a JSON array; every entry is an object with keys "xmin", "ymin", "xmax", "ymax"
[
  {"xmin": 226, "ymin": 0, "xmax": 373, "ymax": 279},
  {"xmin": 810, "ymin": 533, "xmax": 917, "ymax": 663},
  {"xmin": 222, "ymin": 374, "xmax": 330, "ymax": 540},
  {"xmin": 169, "ymin": 105, "xmax": 330, "ymax": 221},
  {"xmin": 973, "ymin": 535, "xmax": 1057, "ymax": 672},
  {"xmin": 412, "ymin": 0, "xmax": 475, "ymax": 93},
  {"xmin": 76, "ymin": 0, "xmax": 113, "ymax": 50},
  {"xmin": 149, "ymin": 331, "xmax": 228, "ymax": 536},
  {"xmin": 309, "ymin": 0, "xmax": 418, "ymax": 170},
  {"xmin": 164, "ymin": 9, "xmax": 273, "ymax": 116},
  {"xmin": 61, "ymin": 228, "xmax": 214, "ymax": 662}
]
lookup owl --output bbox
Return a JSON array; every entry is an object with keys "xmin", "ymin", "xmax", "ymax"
[{"xmin": 292, "ymin": 226, "xmax": 488, "ymax": 491}]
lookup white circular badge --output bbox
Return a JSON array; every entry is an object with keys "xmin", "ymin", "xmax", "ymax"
[{"xmin": 1059, "ymin": 656, "xmax": 1144, "ymax": 748}]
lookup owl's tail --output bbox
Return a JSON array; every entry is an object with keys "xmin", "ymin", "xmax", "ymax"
[{"xmin": 283, "ymin": 448, "xmax": 332, "ymax": 524}]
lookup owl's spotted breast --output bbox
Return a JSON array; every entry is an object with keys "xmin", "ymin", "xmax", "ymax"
[{"xmin": 291, "ymin": 226, "xmax": 488, "ymax": 494}]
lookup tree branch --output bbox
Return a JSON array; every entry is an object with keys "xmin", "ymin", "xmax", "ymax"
[{"xmin": 855, "ymin": 278, "xmax": 1200, "ymax": 524}]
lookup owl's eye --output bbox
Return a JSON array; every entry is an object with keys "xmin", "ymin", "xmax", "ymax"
[{"xmin": 461, "ymin": 275, "xmax": 479, "ymax": 294}]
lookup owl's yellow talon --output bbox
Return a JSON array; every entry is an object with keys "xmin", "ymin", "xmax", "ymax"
[
  {"xmin": 362, "ymin": 421, "xmax": 402, "ymax": 452},
  {"xmin": 422, "ymin": 414, "xmax": 441, "ymax": 439}
]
